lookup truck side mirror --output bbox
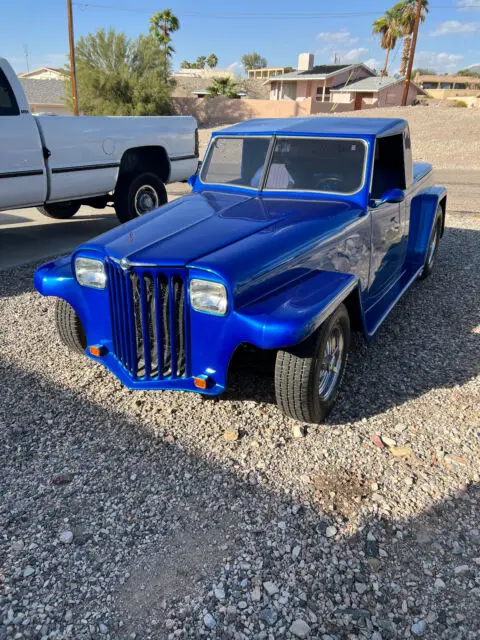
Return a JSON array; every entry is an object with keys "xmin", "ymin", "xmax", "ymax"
[{"xmin": 378, "ymin": 188, "xmax": 405, "ymax": 205}]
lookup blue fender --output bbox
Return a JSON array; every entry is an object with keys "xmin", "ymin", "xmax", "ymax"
[
  {"xmin": 238, "ymin": 270, "xmax": 360, "ymax": 349},
  {"xmin": 407, "ymin": 186, "xmax": 446, "ymax": 267}
]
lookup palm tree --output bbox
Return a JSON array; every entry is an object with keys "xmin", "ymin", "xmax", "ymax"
[
  {"xmin": 395, "ymin": 0, "xmax": 429, "ymax": 76},
  {"xmin": 207, "ymin": 53, "xmax": 218, "ymax": 69},
  {"xmin": 207, "ymin": 77, "xmax": 238, "ymax": 98},
  {"xmin": 195, "ymin": 56, "xmax": 207, "ymax": 69},
  {"xmin": 372, "ymin": 8, "xmax": 401, "ymax": 76},
  {"xmin": 149, "ymin": 9, "xmax": 180, "ymax": 57}
]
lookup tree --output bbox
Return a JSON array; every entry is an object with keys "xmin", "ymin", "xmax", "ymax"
[
  {"xmin": 241, "ymin": 52, "xmax": 267, "ymax": 71},
  {"xmin": 149, "ymin": 9, "xmax": 180, "ymax": 81},
  {"xmin": 457, "ymin": 68, "xmax": 480, "ymax": 77},
  {"xmin": 372, "ymin": 8, "xmax": 401, "ymax": 76},
  {"xmin": 195, "ymin": 56, "xmax": 207, "ymax": 69},
  {"xmin": 413, "ymin": 67, "xmax": 436, "ymax": 76},
  {"xmin": 207, "ymin": 53, "xmax": 218, "ymax": 69},
  {"xmin": 180, "ymin": 60, "xmax": 192, "ymax": 69},
  {"xmin": 64, "ymin": 28, "xmax": 172, "ymax": 116},
  {"xmin": 207, "ymin": 76, "xmax": 239, "ymax": 98},
  {"xmin": 395, "ymin": 0, "xmax": 429, "ymax": 76}
]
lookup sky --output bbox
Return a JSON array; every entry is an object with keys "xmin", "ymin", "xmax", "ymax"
[{"xmin": 3, "ymin": 0, "xmax": 480, "ymax": 76}]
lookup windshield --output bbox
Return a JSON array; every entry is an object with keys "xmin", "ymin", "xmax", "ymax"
[
  {"xmin": 201, "ymin": 135, "xmax": 367, "ymax": 195},
  {"xmin": 200, "ymin": 137, "xmax": 270, "ymax": 188}
]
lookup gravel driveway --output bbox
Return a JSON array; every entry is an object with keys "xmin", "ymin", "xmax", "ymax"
[
  {"xmin": 1, "ymin": 209, "xmax": 479, "ymax": 639},
  {"xmin": 1, "ymin": 104, "xmax": 480, "ymax": 639}
]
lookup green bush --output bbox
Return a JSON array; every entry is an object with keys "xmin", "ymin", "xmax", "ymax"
[{"xmin": 454, "ymin": 100, "xmax": 468, "ymax": 108}]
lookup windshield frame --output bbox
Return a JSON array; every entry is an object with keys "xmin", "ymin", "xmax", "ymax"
[{"xmin": 199, "ymin": 133, "xmax": 369, "ymax": 197}]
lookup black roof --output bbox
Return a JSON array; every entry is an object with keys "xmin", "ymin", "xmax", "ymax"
[{"xmin": 298, "ymin": 64, "xmax": 350, "ymax": 76}]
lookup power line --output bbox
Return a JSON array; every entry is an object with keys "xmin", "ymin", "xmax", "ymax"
[{"xmin": 73, "ymin": 2, "xmax": 459, "ymax": 19}]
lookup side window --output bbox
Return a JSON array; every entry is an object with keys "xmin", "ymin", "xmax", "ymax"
[
  {"xmin": 370, "ymin": 134, "xmax": 406, "ymax": 200},
  {"xmin": 0, "ymin": 69, "xmax": 20, "ymax": 116}
]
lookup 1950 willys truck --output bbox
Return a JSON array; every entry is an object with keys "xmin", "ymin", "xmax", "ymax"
[{"xmin": 35, "ymin": 117, "xmax": 446, "ymax": 423}]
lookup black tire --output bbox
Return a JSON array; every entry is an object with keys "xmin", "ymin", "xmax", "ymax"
[
  {"xmin": 419, "ymin": 206, "xmax": 442, "ymax": 280},
  {"xmin": 275, "ymin": 304, "xmax": 350, "ymax": 424},
  {"xmin": 37, "ymin": 201, "xmax": 81, "ymax": 219},
  {"xmin": 114, "ymin": 172, "xmax": 167, "ymax": 223},
  {"xmin": 55, "ymin": 299, "xmax": 87, "ymax": 354}
]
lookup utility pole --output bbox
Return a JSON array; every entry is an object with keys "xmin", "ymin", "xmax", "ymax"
[
  {"xmin": 67, "ymin": 0, "xmax": 79, "ymax": 115},
  {"xmin": 401, "ymin": 0, "xmax": 422, "ymax": 106},
  {"xmin": 24, "ymin": 45, "xmax": 30, "ymax": 72}
]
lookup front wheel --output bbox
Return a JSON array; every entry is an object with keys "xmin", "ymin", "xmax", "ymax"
[
  {"xmin": 419, "ymin": 207, "xmax": 442, "ymax": 280},
  {"xmin": 37, "ymin": 201, "xmax": 81, "ymax": 219},
  {"xmin": 114, "ymin": 172, "xmax": 167, "ymax": 223},
  {"xmin": 275, "ymin": 304, "xmax": 350, "ymax": 424},
  {"xmin": 55, "ymin": 299, "xmax": 87, "ymax": 354}
]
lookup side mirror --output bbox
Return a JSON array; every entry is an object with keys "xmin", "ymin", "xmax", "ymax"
[{"xmin": 377, "ymin": 188, "xmax": 405, "ymax": 205}]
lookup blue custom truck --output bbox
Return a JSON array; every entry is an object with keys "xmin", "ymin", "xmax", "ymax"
[{"xmin": 35, "ymin": 117, "xmax": 446, "ymax": 423}]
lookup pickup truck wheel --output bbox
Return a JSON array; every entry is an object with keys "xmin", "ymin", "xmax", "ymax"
[
  {"xmin": 55, "ymin": 299, "xmax": 87, "ymax": 354},
  {"xmin": 115, "ymin": 172, "xmax": 167, "ymax": 223},
  {"xmin": 419, "ymin": 208, "xmax": 442, "ymax": 280},
  {"xmin": 275, "ymin": 304, "xmax": 350, "ymax": 424},
  {"xmin": 37, "ymin": 201, "xmax": 81, "ymax": 219}
]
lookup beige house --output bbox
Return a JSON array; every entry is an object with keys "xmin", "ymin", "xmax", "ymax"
[
  {"xmin": 18, "ymin": 66, "xmax": 66, "ymax": 80},
  {"xmin": 330, "ymin": 76, "xmax": 427, "ymax": 109},
  {"xmin": 19, "ymin": 78, "xmax": 70, "ymax": 115},
  {"xmin": 267, "ymin": 54, "xmax": 376, "ymax": 103},
  {"xmin": 414, "ymin": 73, "xmax": 480, "ymax": 100},
  {"xmin": 247, "ymin": 66, "xmax": 294, "ymax": 80}
]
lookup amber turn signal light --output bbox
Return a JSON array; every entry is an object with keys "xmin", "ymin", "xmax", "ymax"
[
  {"xmin": 89, "ymin": 345, "xmax": 107, "ymax": 357},
  {"xmin": 193, "ymin": 375, "xmax": 210, "ymax": 390}
]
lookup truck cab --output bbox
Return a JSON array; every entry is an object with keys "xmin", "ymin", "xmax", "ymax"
[{"xmin": 35, "ymin": 117, "xmax": 446, "ymax": 423}]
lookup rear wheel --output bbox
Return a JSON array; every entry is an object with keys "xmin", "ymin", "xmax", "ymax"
[
  {"xmin": 114, "ymin": 172, "xmax": 167, "ymax": 223},
  {"xmin": 419, "ymin": 206, "xmax": 442, "ymax": 280},
  {"xmin": 274, "ymin": 304, "xmax": 350, "ymax": 423},
  {"xmin": 55, "ymin": 299, "xmax": 86, "ymax": 354},
  {"xmin": 37, "ymin": 201, "xmax": 81, "ymax": 219}
]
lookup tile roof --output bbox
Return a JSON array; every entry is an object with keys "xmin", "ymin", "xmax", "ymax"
[{"xmin": 19, "ymin": 78, "xmax": 66, "ymax": 106}]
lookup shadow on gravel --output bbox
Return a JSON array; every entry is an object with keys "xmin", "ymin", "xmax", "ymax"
[
  {"xmin": 225, "ymin": 226, "xmax": 480, "ymax": 422},
  {"xmin": 1, "ymin": 354, "xmax": 479, "ymax": 639}
]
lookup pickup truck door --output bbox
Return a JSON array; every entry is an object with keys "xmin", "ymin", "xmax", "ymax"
[
  {"xmin": 368, "ymin": 200, "xmax": 405, "ymax": 299},
  {"xmin": 0, "ymin": 67, "xmax": 46, "ymax": 209}
]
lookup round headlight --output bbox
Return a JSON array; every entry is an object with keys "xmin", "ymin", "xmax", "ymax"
[
  {"xmin": 190, "ymin": 279, "xmax": 227, "ymax": 315},
  {"xmin": 75, "ymin": 257, "xmax": 106, "ymax": 289}
]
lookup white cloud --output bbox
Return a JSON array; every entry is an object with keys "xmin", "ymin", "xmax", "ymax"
[
  {"xmin": 316, "ymin": 29, "xmax": 358, "ymax": 44},
  {"xmin": 332, "ymin": 48, "xmax": 369, "ymax": 64},
  {"xmin": 432, "ymin": 20, "xmax": 478, "ymax": 35},
  {"xmin": 415, "ymin": 51, "xmax": 464, "ymax": 73},
  {"xmin": 457, "ymin": 0, "xmax": 480, "ymax": 10},
  {"xmin": 364, "ymin": 58, "xmax": 382, "ymax": 72},
  {"xmin": 227, "ymin": 61, "xmax": 243, "ymax": 75}
]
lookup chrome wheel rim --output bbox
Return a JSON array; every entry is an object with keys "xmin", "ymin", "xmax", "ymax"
[
  {"xmin": 134, "ymin": 185, "xmax": 159, "ymax": 215},
  {"xmin": 427, "ymin": 223, "xmax": 439, "ymax": 267},
  {"xmin": 318, "ymin": 325, "xmax": 345, "ymax": 401}
]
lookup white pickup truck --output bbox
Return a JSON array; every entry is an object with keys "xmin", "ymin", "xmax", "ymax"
[{"xmin": 0, "ymin": 57, "xmax": 198, "ymax": 223}]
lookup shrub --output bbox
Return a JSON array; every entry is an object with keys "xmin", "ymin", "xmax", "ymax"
[{"xmin": 454, "ymin": 100, "xmax": 468, "ymax": 108}]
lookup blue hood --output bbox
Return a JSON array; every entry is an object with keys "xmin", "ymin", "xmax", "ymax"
[{"xmin": 79, "ymin": 191, "xmax": 354, "ymax": 268}]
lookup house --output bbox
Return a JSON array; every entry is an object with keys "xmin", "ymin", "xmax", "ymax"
[
  {"xmin": 19, "ymin": 78, "xmax": 70, "ymax": 115},
  {"xmin": 247, "ymin": 66, "xmax": 294, "ymax": 80},
  {"xmin": 330, "ymin": 76, "xmax": 427, "ymax": 109},
  {"xmin": 414, "ymin": 73, "xmax": 480, "ymax": 101},
  {"xmin": 172, "ymin": 76, "xmax": 269, "ymax": 100},
  {"xmin": 18, "ymin": 66, "xmax": 66, "ymax": 80},
  {"xmin": 267, "ymin": 53, "xmax": 376, "ymax": 102}
]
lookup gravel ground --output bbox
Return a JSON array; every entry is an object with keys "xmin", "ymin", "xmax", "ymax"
[{"xmin": 1, "ymin": 207, "xmax": 479, "ymax": 639}]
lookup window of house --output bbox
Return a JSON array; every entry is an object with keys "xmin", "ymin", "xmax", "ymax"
[
  {"xmin": 0, "ymin": 69, "xmax": 20, "ymax": 116},
  {"xmin": 315, "ymin": 86, "xmax": 331, "ymax": 102}
]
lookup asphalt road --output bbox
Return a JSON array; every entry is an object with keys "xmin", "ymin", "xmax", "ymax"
[{"xmin": 0, "ymin": 171, "xmax": 478, "ymax": 271}]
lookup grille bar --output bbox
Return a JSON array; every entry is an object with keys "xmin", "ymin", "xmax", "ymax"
[{"xmin": 107, "ymin": 261, "xmax": 188, "ymax": 380}]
